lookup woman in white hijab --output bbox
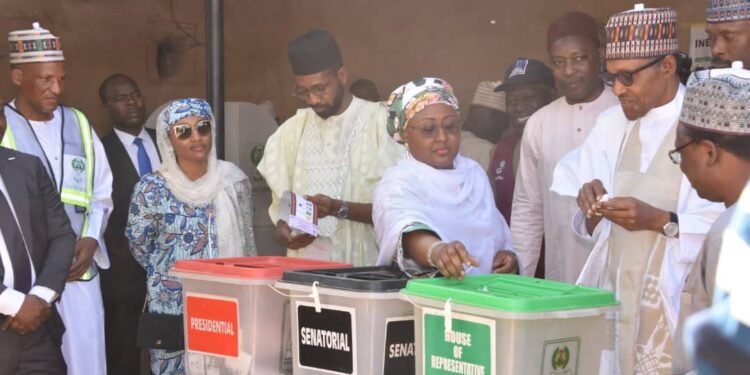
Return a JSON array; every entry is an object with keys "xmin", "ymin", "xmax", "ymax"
[
  {"xmin": 127, "ymin": 98, "xmax": 256, "ymax": 374},
  {"xmin": 374, "ymin": 78, "xmax": 517, "ymax": 279}
]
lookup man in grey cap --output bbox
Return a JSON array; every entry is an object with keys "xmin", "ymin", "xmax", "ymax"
[
  {"xmin": 258, "ymin": 29, "xmax": 402, "ymax": 266},
  {"xmin": 706, "ymin": 0, "xmax": 750, "ymax": 67},
  {"xmin": 671, "ymin": 63, "xmax": 750, "ymax": 373},
  {"xmin": 489, "ymin": 58, "xmax": 555, "ymax": 223}
]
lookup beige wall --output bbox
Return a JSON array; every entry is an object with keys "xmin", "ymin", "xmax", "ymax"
[{"xmin": 0, "ymin": 0, "xmax": 705, "ymax": 135}]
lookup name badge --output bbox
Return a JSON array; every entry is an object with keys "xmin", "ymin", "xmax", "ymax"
[{"xmin": 63, "ymin": 154, "xmax": 87, "ymax": 192}]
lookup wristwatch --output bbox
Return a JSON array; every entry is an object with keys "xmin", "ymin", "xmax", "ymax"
[
  {"xmin": 662, "ymin": 211, "xmax": 679, "ymax": 237},
  {"xmin": 335, "ymin": 201, "xmax": 349, "ymax": 220}
]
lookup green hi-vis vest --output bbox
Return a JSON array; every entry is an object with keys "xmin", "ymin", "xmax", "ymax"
[{"xmin": 2, "ymin": 105, "xmax": 97, "ymax": 280}]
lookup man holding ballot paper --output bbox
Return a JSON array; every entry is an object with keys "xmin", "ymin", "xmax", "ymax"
[{"xmin": 258, "ymin": 29, "xmax": 402, "ymax": 266}]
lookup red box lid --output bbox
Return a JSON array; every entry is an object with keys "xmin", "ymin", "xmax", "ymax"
[{"xmin": 173, "ymin": 256, "xmax": 351, "ymax": 279}]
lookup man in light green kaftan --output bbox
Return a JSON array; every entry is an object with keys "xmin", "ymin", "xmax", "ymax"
[{"xmin": 257, "ymin": 29, "xmax": 402, "ymax": 266}]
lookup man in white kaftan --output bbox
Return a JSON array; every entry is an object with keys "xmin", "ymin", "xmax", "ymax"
[
  {"xmin": 258, "ymin": 29, "xmax": 402, "ymax": 266},
  {"xmin": 511, "ymin": 11, "xmax": 619, "ymax": 283},
  {"xmin": 2, "ymin": 24, "xmax": 112, "ymax": 374}
]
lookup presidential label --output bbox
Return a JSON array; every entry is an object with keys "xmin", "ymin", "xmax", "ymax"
[
  {"xmin": 296, "ymin": 301, "xmax": 356, "ymax": 374},
  {"xmin": 185, "ymin": 294, "xmax": 240, "ymax": 358},
  {"xmin": 383, "ymin": 316, "xmax": 415, "ymax": 374}
]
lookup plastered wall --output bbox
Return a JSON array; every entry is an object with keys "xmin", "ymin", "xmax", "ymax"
[{"xmin": 0, "ymin": 0, "xmax": 705, "ymax": 135}]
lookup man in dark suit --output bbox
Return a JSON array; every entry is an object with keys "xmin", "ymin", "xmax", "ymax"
[
  {"xmin": 98, "ymin": 74, "xmax": 159, "ymax": 375},
  {"xmin": 0, "ymin": 108, "xmax": 76, "ymax": 374}
]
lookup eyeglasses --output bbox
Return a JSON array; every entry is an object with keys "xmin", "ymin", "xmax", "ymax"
[
  {"xmin": 407, "ymin": 122, "xmax": 461, "ymax": 139},
  {"xmin": 602, "ymin": 56, "xmax": 665, "ymax": 87},
  {"xmin": 292, "ymin": 80, "xmax": 332, "ymax": 100},
  {"xmin": 668, "ymin": 139, "xmax": 699, "ymax": 164},
  {"xmin": 172, "ymin": 119, "xmax": 212, "ymax": 140}
]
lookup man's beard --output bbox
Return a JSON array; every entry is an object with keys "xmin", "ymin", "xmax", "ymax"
[{"xmin": 314, "ymin": 85, "xmax": 345, "ymax": 119}]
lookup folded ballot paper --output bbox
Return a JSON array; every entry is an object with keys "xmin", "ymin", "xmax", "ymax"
[{"xmin": 280, "ymin": 191, "xmax": 320, "ymax": 237}]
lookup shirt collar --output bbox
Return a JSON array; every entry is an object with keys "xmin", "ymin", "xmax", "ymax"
[
  {"xmin": 113, "ymin": 127, "xmax": 148, "ymax": 146},
  {"xmin": 640, "ymin": 83, "xmax": 685, "ymax": 124}
]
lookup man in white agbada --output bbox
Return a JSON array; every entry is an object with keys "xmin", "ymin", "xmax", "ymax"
[
  {"xmin": 511, "ymin": 11, "xmax": 619, "ymax": 283},
  {"xmin": 551, "ymin": 6, "xmax": 723, "ymax": 374},
  {"xmin": 373, "ymin": 77, "xmax": 517, "ymax": 279},
  {"xmin": 1, "ymin": 24, "xmax": 112, "ymax": 374},
  {"xmin": 258, "ymin": 29, "xmax": 402, "ymax": 266}
]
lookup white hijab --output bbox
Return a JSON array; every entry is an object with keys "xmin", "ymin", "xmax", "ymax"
[
  {"xmin": 156, "ymin": 98, "xmax": 256, "ymax": 257},
  {"xmin": 373, "ymin": 154, "xmax": 512, "ymax": 274}
]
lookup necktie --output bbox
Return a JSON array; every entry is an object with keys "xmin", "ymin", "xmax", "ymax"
[
  {"xmin": 0, "ymin": 190, "xmax": 32, "ymax": 293},
  {"xmin": 133, "ymin": 137, "xmax": 153, "ymax": 176}
]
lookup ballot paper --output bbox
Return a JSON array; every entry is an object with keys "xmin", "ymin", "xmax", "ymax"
[{"xmin": 280, "ymin": 191, "xmax": 320, "ymax": 237}]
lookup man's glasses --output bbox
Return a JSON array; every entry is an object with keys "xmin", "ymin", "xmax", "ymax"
[
  {"xmin": 602, "ymin": 56, "xmax": 666, "ymax": 87},
  {"xmin": 407, "ymin": 122, "xmax": 461, "ymax": 139},
  {"xmin": 292, "ymin": 80, "xmax": 332, "ymax": 100},
  {"xmin": 172, "ymin": 119, "xmax": 212, "ymax": 140},
  {"xmin": 668, "ymin": 139, "xmax": 700, "ymax": 164}
]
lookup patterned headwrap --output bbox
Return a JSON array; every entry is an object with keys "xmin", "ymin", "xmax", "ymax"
[
  {"xmin": 681, "ymin": 61, "xmax": 750, "ymax": 134},
  {"xmin": 159, "ymin": 97, "xmax": 214, "ymax": 130},
  {"xmin": 386, "ymin": 77, "xmax": 460, "ymax": 143}
]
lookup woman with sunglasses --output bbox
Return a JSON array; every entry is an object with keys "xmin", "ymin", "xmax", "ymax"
[
  {"xmin": 126, "ymin": 98, "xmax": 257, "ymax": 374},
  {"xmin": 373, "ymin": 78, "xmax": 517, "ymax": 279}
]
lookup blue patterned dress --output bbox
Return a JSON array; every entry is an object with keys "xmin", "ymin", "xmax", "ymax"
[{"xmin": 127, "ymin": 174, "xmax": 218, "ymax": 375}]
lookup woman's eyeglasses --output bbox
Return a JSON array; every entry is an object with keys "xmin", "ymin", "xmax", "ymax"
[
  {"xmin": 172, "ymin": 119, "xmax": 212, "ymax": 140},
  {"xmin": 407, "ymin": 122, "xmax": 461, "ymax": 139},
  {"xmin": 602, "ymin": 56, "xmax": 666, "ymax": 87}
]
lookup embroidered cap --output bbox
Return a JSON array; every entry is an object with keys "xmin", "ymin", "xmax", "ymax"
[
  {"xmin": 707, "ymin": 0, "xmax": 750, "ymax": 23},
  {"xmin": 8, "ymin": 22, "xmax": 64, "ymax": 65},
  {"xmin": 680, "ymin": 61, "xmax": 750, "ymax": 134},
  {"xmin": 472, "ymin": 81, "xmax": 506, "ymax": 112},
  {"xmin": 605, "ymin": 4, "xmax": 678, "ymax": 60}
]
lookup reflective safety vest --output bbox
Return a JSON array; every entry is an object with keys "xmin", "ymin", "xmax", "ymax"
[{"xmin": 2, "ymin": 104, "xmax": 97, "ymax": 280}]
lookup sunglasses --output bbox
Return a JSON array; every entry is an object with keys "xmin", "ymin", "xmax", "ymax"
[
  {"xmin": 172, "ymin": 119, "xmax": 212, "ymax": 140},
  {"xmin": 602, "ymin": 56, "xmax": 665, "ymax": 87}
]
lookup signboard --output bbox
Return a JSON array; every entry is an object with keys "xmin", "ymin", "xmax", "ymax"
[
  {"xmin": 383, "ymin": 316, "xmax": 415, "ymax": 374},
  {"xmin": 422, "ymin": 308, "xmax": 496, "ymax": 375},
  {"xmin": 185, "ymin": 294, "xmax": 240, "ymax": 358},
  {"xmin": 296, "ymin": 301, "xmax": 357, "ymax": 374},
  {"xmin": 690, "ymin": 24, "xmax": 712, "ymax": 69},
  {"xmin": 541, "ymin": 337, "xmax": 580, "ymax": 375}
]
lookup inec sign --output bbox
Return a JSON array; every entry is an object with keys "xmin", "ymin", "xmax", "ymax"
[{"xmin": 422, "ymin": 308, "xmax": 496, "ymax": 375}]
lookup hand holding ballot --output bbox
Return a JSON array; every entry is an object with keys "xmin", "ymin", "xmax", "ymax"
[{"xmin": 277, "ymin": 191, "xmax": 321, "ymax": 249}]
